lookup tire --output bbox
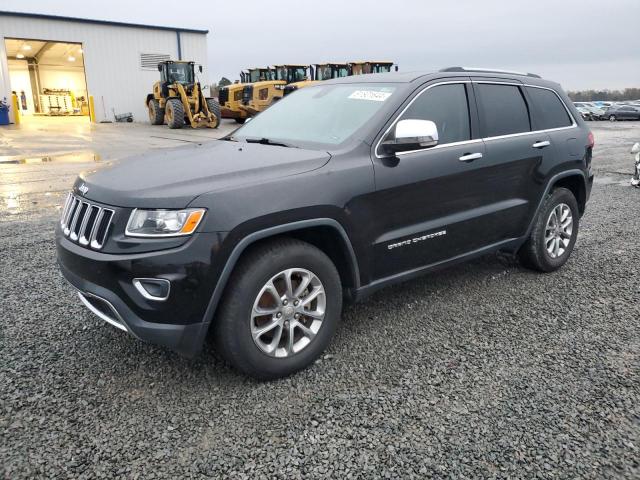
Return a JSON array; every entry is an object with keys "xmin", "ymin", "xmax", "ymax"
[
  {"xmin": 235, "ymin": 118, "xmax": 246, "ymax": 124},
  {"xmin": 609, "ymin": 115, "xmax": 616, "ymax": 122},
  {"xmin": 206, "ymin": 98, "xmax": 221, "ymax": 129},
  {"xmin": 148, "ymin": 99, "xmax": 164, "ymax": 125},
  {"xmin": 213, "ymin": 238, "xmax": 342, "ymax": 380},
  {"xmin": 518, "ymin": 187, "xmax": 579, "ymax": 272},
  {"xmin": 165, "ymin": 98, "xmax": 184, "ymax": 129}
]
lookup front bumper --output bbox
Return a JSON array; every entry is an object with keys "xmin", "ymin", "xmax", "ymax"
[{"xmin": 56, "ymin": 229, "xmax": 225, "ymax": 357}]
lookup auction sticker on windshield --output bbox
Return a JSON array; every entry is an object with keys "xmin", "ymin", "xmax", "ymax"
[{"xmin": 348, "ymin": 90, "xmax": 393, "ymax": 102}]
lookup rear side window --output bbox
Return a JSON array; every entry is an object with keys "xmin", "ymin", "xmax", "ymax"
[
  {"xmin": 400, "ymin": 83, "xmax": 470, "ymax": 144},
  {"xmin": 476, "ymin": 84, "xmax": 530, "ymax": 137},
  {"xmin": 526, "ymin": 86, "xmax": 573, "ymax": 129}
]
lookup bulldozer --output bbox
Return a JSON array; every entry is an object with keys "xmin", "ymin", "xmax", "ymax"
[
  {"xmin": 349, "ymin": 61, "xmax": 396, "ymax": 75},
  {"xmin": 219, "ymin": 68, "xmax": 272, "ymax": 124},
  {"xmin": 239, "ymin": 64, "xmax": 309, "ymax": 117},
  {"xmin": 283, "ymin": 63, "xmax": 350, "ymax": 96},
  {"xmin": 146, "ymin": 60, "xmax": 220, "ymax": 129}
]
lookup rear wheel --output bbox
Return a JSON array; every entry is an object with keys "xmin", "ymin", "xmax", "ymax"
[
  {"xmin": 235, "ymin": 118, "xmax": 246, "ymax": 124},
  {"xmin": 165, "ymin": 98, "xmax": 184, "ymax": 129},
  {"xmin": 148, "ymin": 99, "xmax": 164, "ymax": 125},
  {"xmin": 609, "ymin": 114, "xmax": 617, "ymax": 122},
  {"xmin": 206, "ymin": 98, "xmax": 221, "ymax": 129},
  {"xmin": 518, "ymin": 187, "xmax": 579, "ymax": 272},
  {"xmin": 213, "ymin": 238, "xmax": 342, "ymax": 380}
]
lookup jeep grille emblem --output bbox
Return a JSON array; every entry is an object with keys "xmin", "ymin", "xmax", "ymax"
[{"xmin": 78, "ymin": 183, "xmax": 89, "ymax": 195}]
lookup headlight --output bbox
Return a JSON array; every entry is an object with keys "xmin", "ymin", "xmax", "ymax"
[{"xmin": 125, "ymin": 208, "xmax": 206, "ymax": 237}]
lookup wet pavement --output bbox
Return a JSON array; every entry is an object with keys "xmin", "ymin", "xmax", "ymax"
[
  {"xmin": 0, "ymin": 116, "xmax": 238, "ymax": 216},
  {"xmin": 1, "ymin": 120, "xmax": 639, "ymax": 478}
]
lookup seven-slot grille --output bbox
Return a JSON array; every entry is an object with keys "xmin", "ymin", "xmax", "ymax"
[{"xmin": 60, "ymin": 193, "xmax": 114, "ymax": 250}]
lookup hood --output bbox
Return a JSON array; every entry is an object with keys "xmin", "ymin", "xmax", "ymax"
[{"xmin": 74, "ymin": 140, "xmax": 330, "ymax": 208}]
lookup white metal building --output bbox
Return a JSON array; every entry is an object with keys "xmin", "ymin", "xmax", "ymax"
[{"xmin": 0, "ymin": 11, "xmax": 209, "ymax": 124}]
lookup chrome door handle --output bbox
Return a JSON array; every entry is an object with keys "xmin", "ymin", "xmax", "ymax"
[
  {"xmin": 532, "ymin": 140, "xmax": 551, "ymax": 149},
  {"xmin": 459, "ymin": 152, "xmax": 483, "ymax": 162}
]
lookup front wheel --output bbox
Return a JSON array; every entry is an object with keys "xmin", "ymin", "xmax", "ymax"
[
  {"xmin": 518, "ymin": 187, "xmax": 579, "ymax": 272},
  {"xmin": 148, "ymin": 99, "xmax": 164, "ymax": 125},
  {"xmin": 213, "ymin": 238, "xmax": 342, "ymax": 380},
  {"xmin": 609, "ymin": 115, "xmax": 617, "ymax": 122},
  {"xmin": 206, "ymin": 98, "xmax": 221, "ymax": 128},
  {"xmin": 165, "ymin": 98, "xmax": 184, "ymax": 129}
]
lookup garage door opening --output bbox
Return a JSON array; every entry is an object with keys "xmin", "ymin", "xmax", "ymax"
[{"xmin": 5, "ymin": 38, "xmax": 89, "ymax": 125}]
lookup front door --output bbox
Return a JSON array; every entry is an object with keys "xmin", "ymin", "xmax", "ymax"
[{"xmin": 370, "ymin": 81, "xmax": 489, "ymax": 280}]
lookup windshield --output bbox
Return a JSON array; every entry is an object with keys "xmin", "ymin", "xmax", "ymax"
[
  {"xmin": 167, "ymin": 63, "xmax": 194, "ymax": 84},
  {"xmin": 316, "ymin": 66, "xmax": 349, "ymax": 80},
  {"xmin": 249, "ymin": 69, "xmax": 271, "ymax": 82},
  {"xmin": 372, "ymin": 64, "xmax": 392, "ymax": 73},
  {"xmin": 335, "ymin": 66, "xmax": 349, "ymax": 78},
  {"xmin": 316, "ymin": 66, "xmax": 331, "ymax": 80},
  {"xmin": 276, "ymin": 67, "xmax": 307, "ymax": 83},
  {"xmin": 233, "ymin": 83, "xmax": 397, "ymax": 148}
]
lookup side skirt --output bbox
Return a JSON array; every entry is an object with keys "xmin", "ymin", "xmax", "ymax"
[{"xmin": 351, "ymin": 237, "xmax": 524, "ymax": 302}]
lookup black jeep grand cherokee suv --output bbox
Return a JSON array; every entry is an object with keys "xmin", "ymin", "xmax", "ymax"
[{"xmin": 57, "ymin": 67, "xmax": 594, "ymax": 379}]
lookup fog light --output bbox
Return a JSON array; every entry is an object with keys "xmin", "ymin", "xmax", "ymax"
[{"xmin": 133, "ymin": 278, "xmax": 170, "ymax": 301}]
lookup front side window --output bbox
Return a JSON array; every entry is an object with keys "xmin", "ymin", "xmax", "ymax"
[
  {"xmin": 399, "ymin": 83, "xmax": 471, "ymax": 145},
  {"xmin": 476, "ymin": 84, "xmax": 530, "ymax": 137},
  {"xmin": 526, "ymin": 86, "xmax": 573, "ymax": 129},
  {"xmin": 233, "ymin": 83, "xmax": 397, "ymax": 148}
]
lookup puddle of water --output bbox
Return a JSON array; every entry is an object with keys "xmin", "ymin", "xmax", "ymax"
[
  {"xmin": 2, "ymin": 190, "xmax": 63, "ymax": 215},
  {"xmin": 0, "ymin": 151, "xmax": 101, "ymax": 165},
  {"xmin": 594, "ymin": 175, "xmax": 634, "ymax": 186}
]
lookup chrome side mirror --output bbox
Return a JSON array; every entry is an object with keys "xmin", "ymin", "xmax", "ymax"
[
  {"xmin": 631, "ymin": 142, "xmax": 640, "ymax": 154},
  {"xmin": 381, "ymin": 119, "xmax": 439, "ymax": 154}
]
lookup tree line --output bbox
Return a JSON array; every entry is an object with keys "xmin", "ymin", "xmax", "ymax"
[{"xmin": 568, "ymin": 87, "xmax": 640, "ymax": 101}]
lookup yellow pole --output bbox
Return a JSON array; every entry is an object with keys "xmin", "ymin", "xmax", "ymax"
[
  {"xmin": 11, "ymin": 94, "xmax": 20, "ymax": 125},
  {"xmin": 89, "ymin": 95, "xmax": 96, "ymax": 123}
]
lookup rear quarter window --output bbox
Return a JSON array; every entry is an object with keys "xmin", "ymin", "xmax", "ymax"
[
  {"xmin": 526, "ymin": 86, "xmax": 573, "ymax": 130},
  {"xmin": 476, "ymin": 84, "xmax": 531, "ymax": 137}
]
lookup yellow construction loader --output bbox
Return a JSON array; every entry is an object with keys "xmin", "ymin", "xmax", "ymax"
[
  {"xmin": 219, "ymin": 68, "xmax": 272, "ymax": 124},
  {"xmin": 239, "ymin": 64, "xmax": 309, "ymax": 116},
  {"xmin": 283, "ymin": 63, "xmax": 350, "ymax": 96},
  {"xmin": 146, "ymin": 60, "xmax": 219, "ymax": 129}
]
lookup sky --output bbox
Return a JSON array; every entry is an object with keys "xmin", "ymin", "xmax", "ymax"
[{"xmin": 2, "ymin": 0, "xmax": 639, "ymax": 91}]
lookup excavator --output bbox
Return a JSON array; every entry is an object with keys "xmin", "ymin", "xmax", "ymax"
[
  {"xmin": 239, "ymin": 64, "xmax": 309, "ymax": 117},
  {"xmin": 146, "ymin": 60, "xmax": 219, "ymax": 129},
  {"xmin": 219, "ymin": 68, "xmax": 272, "ymax": 124}
]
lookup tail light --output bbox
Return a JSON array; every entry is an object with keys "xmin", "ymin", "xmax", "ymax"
[{"xmin": 587, "ymin": 131, "xmax": 595, "ymax": 148}]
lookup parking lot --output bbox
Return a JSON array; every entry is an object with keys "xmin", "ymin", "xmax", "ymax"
[{"xmin": 1, "ymin": 121, "xmax": 639, "ymax": 478}]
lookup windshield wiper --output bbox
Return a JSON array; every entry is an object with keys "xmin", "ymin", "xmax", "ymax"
[{"xmin": 244, "ymin": 137, "xmax": 297, "ymax": 148}]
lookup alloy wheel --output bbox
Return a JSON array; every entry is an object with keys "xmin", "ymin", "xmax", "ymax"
[
  {"xmin": 250, "ymin": 268, "xmax": 326, "ymax": 358},
  {"xmin": 545, "ymin": 203, "xmax": 573, "ymax": 259}
]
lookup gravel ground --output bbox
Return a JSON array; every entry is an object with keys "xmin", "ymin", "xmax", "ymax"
[{"xmin": 1, "ymin": 122, "xmax": 639, "ymax": 479}]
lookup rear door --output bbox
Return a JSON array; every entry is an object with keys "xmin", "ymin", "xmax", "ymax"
[
  {"xmin": 472, "ymin": 81, "xmax": 552, "ymax": 237},
  {"xmin": 523, "ymin": 84, "xmax": 579, "ymax": 166}
]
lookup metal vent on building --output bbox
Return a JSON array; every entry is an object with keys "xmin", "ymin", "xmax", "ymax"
[{"xmin": 140, "ymin": 53, "xmax": 171, "ymax": 70}]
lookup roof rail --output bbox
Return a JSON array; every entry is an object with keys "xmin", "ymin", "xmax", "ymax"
[{"xmin": 440, "ymin": 67, "xmax": 541, "ymax": 78}]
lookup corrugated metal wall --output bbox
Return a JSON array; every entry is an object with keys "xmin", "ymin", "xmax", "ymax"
[{"xmin": 0, "ymin": 15, "xmax": 208, "ymax": 122}]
